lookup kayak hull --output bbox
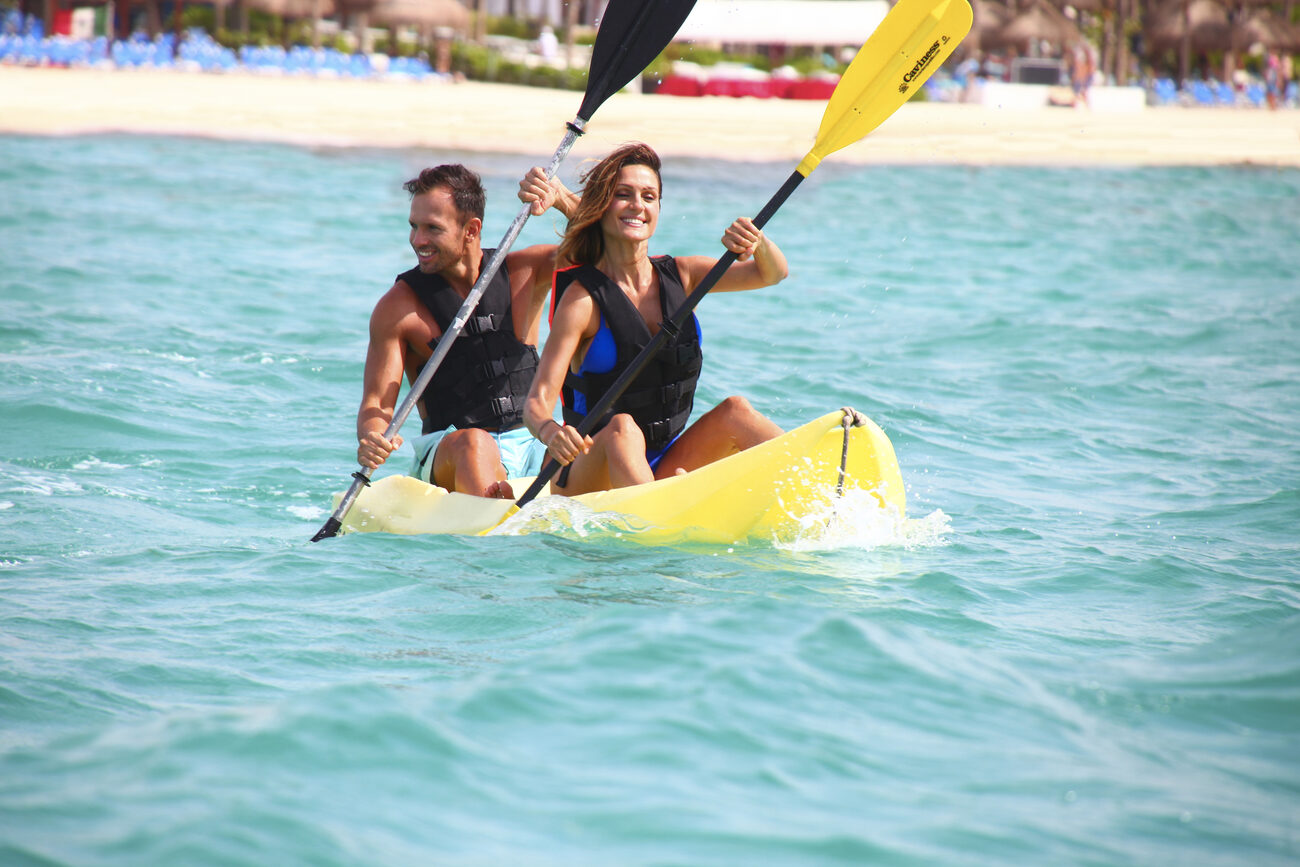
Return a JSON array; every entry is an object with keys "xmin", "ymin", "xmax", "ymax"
[{"xmin": 335, "ymin": 409, "xmax": 905, "ymax": 543}]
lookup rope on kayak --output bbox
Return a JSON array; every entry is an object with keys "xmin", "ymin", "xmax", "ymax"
[{"xmin": 836, "ymin": 407, "xmax": 868, "ymax": 497}]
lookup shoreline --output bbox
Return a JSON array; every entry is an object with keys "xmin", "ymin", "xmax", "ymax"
[{"xmin": 2, "ymin": 66, "xmax": 1299, "ymax": 168}]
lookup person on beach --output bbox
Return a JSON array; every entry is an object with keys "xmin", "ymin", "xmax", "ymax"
[
  {"xmin": 1071, "ymin": 42, "xmax": 1095, "ymax": 109},
  {"xmin": 1264, "ymin": 50, "xmax": 1284, "ymax": 111},
  {"xmin": 521, "ymin": 142, "xmax": 788, "ymax": 496},
  {"xmin": 355, "ymin": 164, "xmax": 576, "ymax": 499}
]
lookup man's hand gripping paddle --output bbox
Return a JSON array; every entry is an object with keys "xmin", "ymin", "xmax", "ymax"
[
  {"xmin": 311, "ymin": 0, "xmax": 699, "ymax": 542},
  {"xmin": 512, "ymin": 0, "xmax": 973, "ymax": 513}
]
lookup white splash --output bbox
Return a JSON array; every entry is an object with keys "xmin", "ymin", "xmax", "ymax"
[
  {"xmin": 287, "ymin": 504, "xmax": 325, "ymax": 520},
  {"xmin": 487, "ymin": 496, "xmax": 637, "ymax": 539},
  {"xmin": 72, "ymin": 457, "xmax": 128, "ymax": 471},
  {"xmin": 2, "ymin": 468, "xmax": 84, "ymax": 497},
  {"xmin": 776, "ymin": 488, "xmax": 952, "ymax": 553}
]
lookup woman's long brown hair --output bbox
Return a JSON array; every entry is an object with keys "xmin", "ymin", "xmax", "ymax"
[{"xmin": 557, "ymin": 142, "xmax": 662, "ymax": 267}]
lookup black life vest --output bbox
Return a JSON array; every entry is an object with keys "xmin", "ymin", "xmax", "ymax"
[
  {"xmin": 552, "ymin": 255, "xmax": 703, "ymax": 452},
  {"xmin": 399, "ymin": 250, "xmax": 539, "ymax": 434}
]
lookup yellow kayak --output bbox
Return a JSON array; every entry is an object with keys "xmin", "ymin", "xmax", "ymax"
[{"xmin": 335, "ymin": 408, "xmax": 905, "ymax": 544}]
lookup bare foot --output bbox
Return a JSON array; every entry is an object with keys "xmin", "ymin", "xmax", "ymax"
[{"xmin": 483, "ymin": 479, "xmax": 514, "ymax": 499}]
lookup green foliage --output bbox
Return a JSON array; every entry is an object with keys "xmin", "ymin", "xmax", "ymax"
[
  {"xmin": 180, "ymin": 6, "xmax": 214, "ymax": 32},
  {"xmin": 386, "ymin": 38, "xmax": 421, "ymax": 59},
  {"xmin": 786, "ymin": 53, "xmax": 846, "ymax": 76},
  {"xmin": 643, "ymin": 43, "xmax": 849, "ymax": 81},
  {"xmin": 286, "ymin": 21, "xmax": 311, "ymax": 46},
  {"xmin": 526, "ymin": 63, "xmax": 588, "ymax": 90},
  {"xmin": 662, "ymin": 42, "xmax": 770, "ymax": 71},
  {"xmin": 643, "ymin": 50, "xmax": 671, "ymax": 83},
  {"xmin": 486, "ymin": 15, "xmax": 537, "ymax": 40},
  {"xmin": 450, "ymin": 41, "xmax": 586, "ymax": 92},
  {"xmin": 451, "ymin": 41, "xmax": 492, "ymax": 79}
]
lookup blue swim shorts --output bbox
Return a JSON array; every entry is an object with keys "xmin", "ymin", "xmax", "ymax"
[
  {"xmin": 409, "ymin": 426, "xmax": 547, "ymax": 484},
  {"xmin": 645, "ymin": 429, "xmax": 685, "ymax": 472}
]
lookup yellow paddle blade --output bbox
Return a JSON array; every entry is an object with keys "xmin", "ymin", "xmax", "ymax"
[{"xmin": 797, "ymin": 0, "xmax": 973, "ymax": 176}]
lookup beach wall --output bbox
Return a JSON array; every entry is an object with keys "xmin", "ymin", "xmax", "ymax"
[{"xmin": 979, "ymin": 81, "xmax": 1147, "ymax": 113}]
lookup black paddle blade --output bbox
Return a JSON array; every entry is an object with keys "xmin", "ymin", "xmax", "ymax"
[
  {"xmin": 311, "ymin": 517, "xmax": 342, "ymax": 542},
  {"xmin": 578, "ymin": 0, "xmax": 698, "ymax": 121}
]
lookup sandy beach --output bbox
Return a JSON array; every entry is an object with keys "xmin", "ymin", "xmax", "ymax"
[{"xmin": 2, "ymin": 66, "xmax": 1298, "ymax": 167}]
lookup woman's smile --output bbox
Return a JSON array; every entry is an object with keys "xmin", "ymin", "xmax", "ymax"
[{"xmin": 601, "ymin": 165, "xmax": 660, "ymax": 241}]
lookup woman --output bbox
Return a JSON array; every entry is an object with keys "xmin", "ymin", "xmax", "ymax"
[{"xmin": 522, "ymin": 142, "xmax": 788, "ymax": 496}]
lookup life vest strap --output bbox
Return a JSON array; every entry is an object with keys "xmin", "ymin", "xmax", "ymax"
[{"xmin": 618, "ymin": 381, "xmax": 693, "ymax": 411}]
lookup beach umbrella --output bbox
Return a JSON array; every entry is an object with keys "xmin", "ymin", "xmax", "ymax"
[
  {"xmin": 1232, "ymin": 8, "xmax": 1300, "ymax": 50},
  {"xmin": 332, "ymin": 0, "xmax": 376, "ymax": 50},
  {"xmin": 1141, "ymin": 0, "xmax": 1291, "ymax": 82},
  {"xmin": 242, "ymin": 0, "xmax": 337, "ymax": 15},
  {"xmin": 334, "ymin": 0, "xmax": 470, "ymax": 49},
  {"xmin": 332, "ymin": 0, "xmax": 376, "ymax": 37},
  {"xmin": 235, "ymin": 0, "xmax": 337, "ymax": 47},
  {"xmin": 965, "ymin": 0, "xmax": 1010, "ymax": 54},
  {"xmin": 972, "ymin": 0, "xmax": 1011, "ymax": 34},
  {"xmin": 1052, "ymin": 0, "xmax": 1103, "ymax": 12},
  {"xmin": 987, "ymin": 0, "xmax": 1081, "ymax": 50},
  {"xmin": 367, "ymin": 0, "xmax": 470, "ymax": 32},
  {"xmin": 1145, "ymin": 0, "xmax": 1230, "ymax": 52}
]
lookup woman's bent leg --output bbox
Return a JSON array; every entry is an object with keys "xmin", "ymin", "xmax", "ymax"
[
  {"xmin": 654, "ymin": 396, "xmax": 782, "ymax": 479},
  {"xmin": 553, "ymin": 413, "xmax": 654, "ymax": 495}
]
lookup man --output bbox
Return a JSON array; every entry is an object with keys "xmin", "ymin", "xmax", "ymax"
[{"xmin": 356, "ymin": 164, "xmax": 574, "ymax": 498}]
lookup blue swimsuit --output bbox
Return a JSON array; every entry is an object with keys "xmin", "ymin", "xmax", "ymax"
[{"xmin": 574, "ymin": 314, "xmax": 702, "ymax": 470}]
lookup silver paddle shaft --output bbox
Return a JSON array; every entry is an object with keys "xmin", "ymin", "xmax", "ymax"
[{"xmin": 319, "ymin": 119, "xmax": 585, "ymax": 536}]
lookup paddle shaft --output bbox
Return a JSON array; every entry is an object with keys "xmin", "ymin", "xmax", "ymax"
[
  {"xmin": 310, "ymin": 0, "xmax": 703, "ymax": 542},
  {"xmin": 355, "ymin": 0, "xmax": 659, "ymax": 455},
  {"xmin": 513, "ymin": 169, "xmax": 807, "ymax": 510},
  {"xmin": 319, "ymin": 0, "xmax": 970, "ymax": 537},
  {"xmin": 310, "ymin": 123, "xmax": 583, "ymax": 542},
  {"xmin": 511, "ymin": 0, "xmax": 975, "ymax": 513}
]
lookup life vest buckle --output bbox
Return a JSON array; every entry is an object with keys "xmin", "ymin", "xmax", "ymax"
[{"xmin": 465, "ymin": 313, "xmax": 498, "ymax": 335}]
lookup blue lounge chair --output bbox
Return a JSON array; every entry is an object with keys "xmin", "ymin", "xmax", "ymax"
[
  {"xmin": 1152, "ymin": 77, "xmax": 1178, "ymax": 106},
  {"xmin": 1190, "ymin": 81, "xmax": 1216, "ymax": 106}
]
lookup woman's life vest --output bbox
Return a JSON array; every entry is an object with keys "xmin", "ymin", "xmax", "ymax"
[{"xmin": 551, "ymin": 255, "xmax": 703, "ymax": 452}]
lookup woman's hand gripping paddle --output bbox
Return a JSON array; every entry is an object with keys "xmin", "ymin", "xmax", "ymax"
[
  {"xmin": 311, "ymin": 0, "xmax": 699, "ymax": 542},
  {"xmin": 511, "ymin": 0, "xmax": 973, "ymax": 514}
]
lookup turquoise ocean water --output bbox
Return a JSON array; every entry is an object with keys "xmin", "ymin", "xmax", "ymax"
[{"xmin": 1, "ymin": 131, "xmax": 1298, "ymax": 865}]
